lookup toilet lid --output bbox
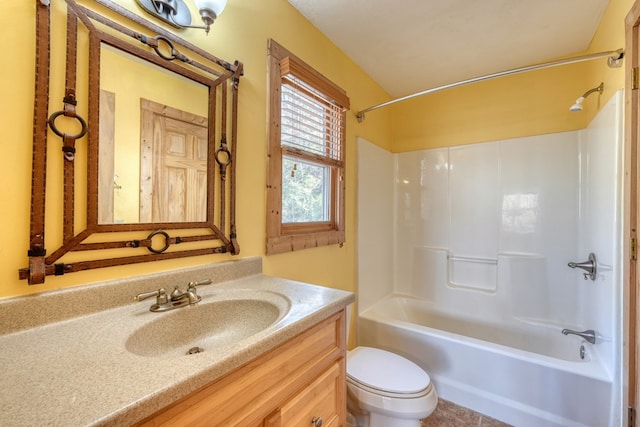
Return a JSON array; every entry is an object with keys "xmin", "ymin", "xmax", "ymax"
[{"xmin": 347, "ymin": 347, "xmax": 431, "ymax": 394}]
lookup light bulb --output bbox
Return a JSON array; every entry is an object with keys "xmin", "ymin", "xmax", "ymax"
[{"xmin": 194, "ymin": 0, "xmax": 227, "ymax": 16}]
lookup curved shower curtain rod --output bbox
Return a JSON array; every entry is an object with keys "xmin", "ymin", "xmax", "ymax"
[{"xmin": 356, "ymin": 48, "xmax": 624, "ymax": 122}]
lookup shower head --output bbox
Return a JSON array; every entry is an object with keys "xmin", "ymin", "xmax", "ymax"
[
  {"xmin": 569, "ymin": 97, "xmax": 585, "ymax": 112},
  {"xmin": 569, "ymin": 82, "xmax": 604, "ymax": 112}
]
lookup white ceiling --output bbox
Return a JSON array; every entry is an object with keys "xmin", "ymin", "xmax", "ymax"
[{"xmin": 288, "ymin": 0, "xmax": 611, "ymax": 98}]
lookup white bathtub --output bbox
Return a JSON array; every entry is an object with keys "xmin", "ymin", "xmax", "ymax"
[{"xmin": 358, "ymin": 295, "xmax": 613, "ymax": 427}]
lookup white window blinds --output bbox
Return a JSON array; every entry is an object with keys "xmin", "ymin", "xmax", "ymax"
[{"xmin": 281, "ymin": 74, "xmax": 344, "ymax": 164}]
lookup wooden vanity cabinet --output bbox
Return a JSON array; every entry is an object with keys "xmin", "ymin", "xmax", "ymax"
[
  {"xmin": 137, "ymin": 310, "xmax": 346, "ymax": 427},
  {"xmin": 264, "ymin": 359, "xmax": 343, "ymax": 427}
]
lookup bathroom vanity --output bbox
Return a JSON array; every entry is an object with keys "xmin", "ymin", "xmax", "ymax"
[
  {"xmin": 137, "ymin": 311, "xmax": 345, "ymax": 426},
  {"xmin": 0, "ymin": 258, "xmax": 353, "ymax": 426}
]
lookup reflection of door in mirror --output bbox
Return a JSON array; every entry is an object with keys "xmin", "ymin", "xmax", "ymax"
[
  {"xmin": 98, "ymin": 44, "xmax": 209, "ymax": 225},
  {"xmin": 139, "ymin": 99, "xmax": 208, "ymax": 223}
]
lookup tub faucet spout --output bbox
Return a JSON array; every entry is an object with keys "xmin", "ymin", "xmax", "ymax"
[{"xmin": 561, "ymin": 328, "xmax": 596, "ymax": 344}]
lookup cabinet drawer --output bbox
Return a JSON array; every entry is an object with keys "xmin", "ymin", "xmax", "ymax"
[{"xmin": 278, "ymin": 360, "xmax": 343, "ymax": 427}]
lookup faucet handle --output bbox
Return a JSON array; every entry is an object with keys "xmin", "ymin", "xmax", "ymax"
[
  {"xmin": 188, "ymin": 279, "xmax": 213, "ymax": 289},
  {"xmin": 134, "ymin": 288, "xmax": 168, "ymax": 304},
  {"xmin": 567, "ymin": 253, "xmax": 597, "ymax": 281},
  {"xmin": 185, "ymin": 279, "xmax": 212, "ymax": 300}
]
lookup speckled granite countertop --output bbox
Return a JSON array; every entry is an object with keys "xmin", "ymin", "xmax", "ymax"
[{"xmin": 0, "ymin": 258, "xmax": 354, "ymax": 426}]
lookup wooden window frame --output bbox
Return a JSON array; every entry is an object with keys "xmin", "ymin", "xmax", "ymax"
[{"xmin": 266, "ymin": 40, "xmax": 349, "ymax": 255}]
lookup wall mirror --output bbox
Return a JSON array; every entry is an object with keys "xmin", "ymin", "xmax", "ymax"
[{"xmin": 20, "ymin": 0, "xmax": 243, "ymax": 284}]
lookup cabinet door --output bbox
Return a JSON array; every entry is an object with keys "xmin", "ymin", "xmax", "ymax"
[{"xmin": 277, "ymin": 361, "xmax": 343, "ymax": 427}]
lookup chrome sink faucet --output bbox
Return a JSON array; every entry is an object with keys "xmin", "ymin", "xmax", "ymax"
[
  {"xmin": 134, "ymin": 279, "xmax": 213, "ymax": 312},
  {"xmin": 561, "ymin": 328, "xmax": 596, "ymax": 344}
]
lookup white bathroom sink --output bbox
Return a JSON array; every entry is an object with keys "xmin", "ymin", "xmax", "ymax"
[{"xmin": 125, "ymin": 290, "xmax": 290, "ymax": 358}]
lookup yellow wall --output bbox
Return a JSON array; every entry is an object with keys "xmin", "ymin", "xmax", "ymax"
[
  {"xmin": 0, "ymin": 0, "xmax": 390, "ymax": 298},
  {"xmin": 389, "ymin": 0, "xmax": 632, "ymax": 152}
]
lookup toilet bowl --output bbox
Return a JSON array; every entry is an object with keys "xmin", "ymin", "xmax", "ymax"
[{"xmin": 346, "ymin": 346, "xmax": 438, "ymax": 427}]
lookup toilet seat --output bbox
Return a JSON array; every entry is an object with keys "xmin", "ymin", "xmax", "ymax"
[
  {"xmin": 347, "ymin": 375, "xmax": 434, "ymax": 399},
  {"xmin": 347, "ymin": 347, "xmax": 432, "ymax": 398}
]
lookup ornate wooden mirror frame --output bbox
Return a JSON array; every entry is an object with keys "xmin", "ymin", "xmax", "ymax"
[{"xmin": 20, "ymin": 0, "xmax": 242, "ymax": 284}]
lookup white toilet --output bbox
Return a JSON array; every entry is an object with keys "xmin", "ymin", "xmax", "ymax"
[{"xmin": 346, "ymin": 346, "xmax": 438, "ymax": 427}]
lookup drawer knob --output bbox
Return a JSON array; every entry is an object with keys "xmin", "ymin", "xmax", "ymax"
[{"xmin": 311, "ymin": 416, "xmax": 323, "ymax": 427}]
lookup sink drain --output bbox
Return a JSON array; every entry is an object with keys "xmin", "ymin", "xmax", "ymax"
[{"xmin": 186, "ymin": 346, "xmax": 204, "ymax": 355}]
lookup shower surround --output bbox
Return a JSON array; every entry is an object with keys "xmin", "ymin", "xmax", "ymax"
[{"xmin": 356, "ymin": 91, "xmax": 624, "ymax": 426}]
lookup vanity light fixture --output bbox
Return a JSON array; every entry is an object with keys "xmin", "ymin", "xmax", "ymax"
[{"xmin": 135, "ymin": 0, "xmax": 227, "ymax": 34}]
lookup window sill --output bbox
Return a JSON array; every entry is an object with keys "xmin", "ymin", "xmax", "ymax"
[{"xmin": 266, "ymin": 230, "xmax": 344, "ymax": 255}]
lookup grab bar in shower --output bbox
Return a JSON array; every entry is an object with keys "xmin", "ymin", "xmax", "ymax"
[
  {"xmin": 448, "ymin": 255, "xmax": 498, "ymax": 264},
  {"xmin": 567, "ymin": 253, "xmax": 597, "ymax": 281}
]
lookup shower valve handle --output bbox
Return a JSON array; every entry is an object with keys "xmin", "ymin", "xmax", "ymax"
[{"xmin": 567, "ymin": 253, "xmax": 597, "ymax": 281}]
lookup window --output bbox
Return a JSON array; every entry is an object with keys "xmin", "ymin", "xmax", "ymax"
[{"xmin": 266, "ymin": 40, "xmax": 350, "ymax": 254}]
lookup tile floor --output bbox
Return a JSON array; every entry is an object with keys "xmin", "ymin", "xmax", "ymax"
[{"xmin": 421, "ymin": 399, "xmax": 512, "ymax": 427}]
